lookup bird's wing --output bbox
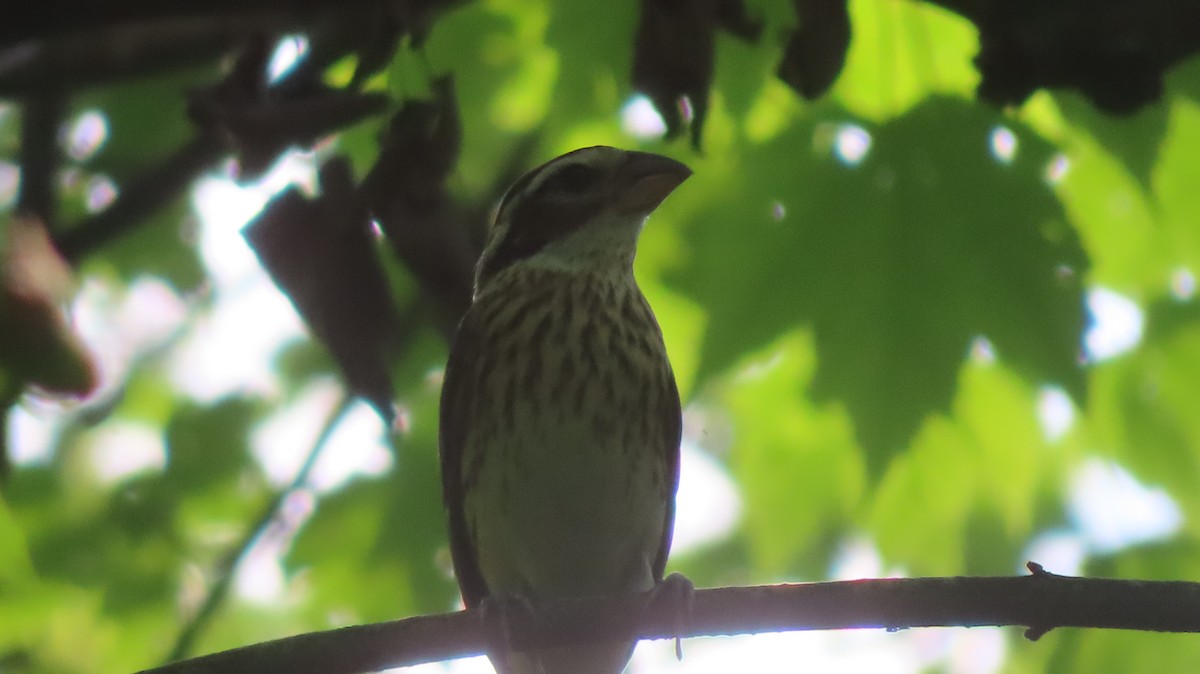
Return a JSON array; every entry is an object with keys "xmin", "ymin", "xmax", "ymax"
[
  {"xmin": 652, "ymin": 369, "xmax": 683, "ymax": 582},
  {"xmin": 440, "ymin": 311, "xmax": 491, "ymax": 608}
]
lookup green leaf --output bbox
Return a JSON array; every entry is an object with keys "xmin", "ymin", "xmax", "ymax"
[
  {"xmin": 165, "ymin": 397, "xmax": 263, "ymax": 493},
  {"xmin": 544, "ymin": 0, "xmax": 634, "ymax": 132},
  {"xmin": 0, "ymin": 496, "xmax": 34, "ymax": 583},
  {"xmin": 1055, "ymin": 92, "xmax": 1169, "ymax": 192},
  {"xmin": 869, "ymin": 414, "xmax": 976, "ymax": 572},
  {"xmin": 288, "ymin": 478, "xmax": 431, "ymax": 622},
  {"xmin": 833, "ymin": 0, "xmax": 979, "ymax": 121},
  {"xmin": 1068, "ymin": 631, "xmax": 1200, "ymax": 674},
  {"xmin": 1165, "ymin": 53, "xmax": 1200, "ymax": 104},
  {"xmin": 1087, "ymin": 309, "xmax": 1200, "ymax": 532},
  {"xmin": 869, "ymin": 363, "xmax": 1063, "ymax": 574},
  {"xmin": 0, "ymin": 582, "xmax": 116, "ymax": 674},
  {"xmin": 720, "ymin": 330, "xmax": 863, "ymax": 577},
  {"xmin": 674, "ymin": 97, "xmax": 1086, "ymax": 476},
  {"xmin": 87, "ymin": 199, "xmax": 207, "ymax": 292},
  {"xmin": 289, "ymin": 330, "xmax": 457, "ymax": 619},
  {"xmin": 1043, "ymin": 95, "xmax": 1164, "ymax": 291},
  {"xmin": 381, "ymin": 330, "xmax": 460, "ymax": 614},
  {"xmin": 960, "ymin": 363, "xmax": 1071, "ymax": 573},
  {"xmin": 1153, "ymin": 96, "xmax": 1200, "ymax": 277}
]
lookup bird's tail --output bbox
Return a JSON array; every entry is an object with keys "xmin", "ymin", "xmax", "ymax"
[{"xmin": 490, "ymin": 639, "xmax": 636, "ymax": 674}]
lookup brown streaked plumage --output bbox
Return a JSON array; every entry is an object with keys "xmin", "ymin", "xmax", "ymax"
[{"xmin": 439, "ymin": 146, "xmax": 689, "ymax": 674}]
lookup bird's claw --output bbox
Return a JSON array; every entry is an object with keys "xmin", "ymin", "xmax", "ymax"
[{"xmin": 648, "ymin": 572, "xmax": 695, "ymax": 661}]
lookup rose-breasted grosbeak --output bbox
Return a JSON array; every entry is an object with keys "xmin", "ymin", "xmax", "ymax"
[{"xmin": 440, "ymin": 146, "xmax": 689, "ymax": 673}]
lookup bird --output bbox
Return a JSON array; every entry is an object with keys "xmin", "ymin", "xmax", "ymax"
[{"xmin": 439, "ymin": 145, "xmax": 689, "ymax": 674}]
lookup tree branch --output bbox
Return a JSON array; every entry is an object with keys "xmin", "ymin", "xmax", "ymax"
[
  {"xmin": 0, "ymin": 383, "xmax": 20, "ymax": 483},
  {"xmin": 0, "ymin": 0, "xmax": 396, "ymax": 47},
  {"xmin": 17, "ymin": 91, "xmax": 65, "ymax": 222},
  {"xmin": 140, "ymin": 568, "xmax": 1200, "ymax": 674},
  {"xmin": 53, "ymin": 131, "xmax": 227, "ymax": 263},
  {"xmin": 0, "ymin": 21, "xmax": 240, "ymax": 96}
]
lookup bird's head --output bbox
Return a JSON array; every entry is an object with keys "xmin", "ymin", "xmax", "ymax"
[{"xmin": 474, "ymin": 146, "xmax": 691, "ymax": 294}]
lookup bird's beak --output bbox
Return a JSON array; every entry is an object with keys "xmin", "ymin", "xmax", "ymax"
[{"xmin": 615, "ymin": 151, "xmax": 692, "ymax": 215}]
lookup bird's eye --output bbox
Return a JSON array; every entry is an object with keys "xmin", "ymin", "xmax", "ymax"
[{"xmin": 542, "ymin": 163, "xmax": 598, "ymax": 194}]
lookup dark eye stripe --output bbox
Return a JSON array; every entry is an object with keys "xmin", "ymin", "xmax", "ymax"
[
  {"xmin": 537, "ymin": 162, "xmax": 599, "ymax": 195},
  {"xmin": 478, "ymin": 190, "xmax": 602, "ymax": 284},
  {"xmin": 478, "ymin": 147, "xmax": 612, "ymax": 287},
  {"xmin": 494, "ymin": 150, "xmax": 596, "ymax": 223}
]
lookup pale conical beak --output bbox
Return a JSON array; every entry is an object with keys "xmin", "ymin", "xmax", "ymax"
[{"xmin": 615, "ymin": 151, "xmax": 693, "ymax": 215}]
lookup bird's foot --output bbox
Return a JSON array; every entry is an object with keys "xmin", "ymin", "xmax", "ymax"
[{"xmin": 647, "ymin": 572, "xmax": 695, "ymax": 661}]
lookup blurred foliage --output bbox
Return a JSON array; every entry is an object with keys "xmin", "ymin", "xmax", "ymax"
[{"xmin": 2, "ymin": 0, "xmax": 1200, "ymax": 673}]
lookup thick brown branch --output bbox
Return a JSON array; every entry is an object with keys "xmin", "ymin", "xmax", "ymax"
[
  {"xmin": 139, "ymin": 571, "xmax": 1200, "ymax": 674},
  {"xmin": 0, "ymin": 22, "xmax": 239, "ymax": 96}
]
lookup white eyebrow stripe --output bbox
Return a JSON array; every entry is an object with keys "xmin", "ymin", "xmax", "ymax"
[
  {"xmin": 495, "ymin": 151, "xmax": 588, "ymax": 223},
  {"xmin": 478, "ymin": 146, "xmax": 619, "ymax": 288}
]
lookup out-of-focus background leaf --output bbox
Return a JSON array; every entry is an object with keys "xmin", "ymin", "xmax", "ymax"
[{"xmin": 2, "ymin": 0, "xmax": 1200, "ymax": 673}]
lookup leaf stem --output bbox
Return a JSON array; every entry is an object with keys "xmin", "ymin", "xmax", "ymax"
[{"xmin": 164, "ymin": 391, "xmax": 355, "ymax": 663}]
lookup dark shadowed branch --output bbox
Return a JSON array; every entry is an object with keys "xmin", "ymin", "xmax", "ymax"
[
  {"xmin": 54, "ymin": 132, "xmax": 227, "ymax": 263},
  {"xmin": 1, "ymin": 0, "xmax": 407, "ymax": 46},
  {"xmin": 0, "ymin": 384, "xmax": 19, "ymax": 483},
  {"xmin": 17, "ymin": 92, "xmax": 65, "ymax": 222}
]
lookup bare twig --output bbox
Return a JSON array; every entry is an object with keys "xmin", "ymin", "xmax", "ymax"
[
  {"xmin": 54, "ymin": 131, "xmax": 227, "ymax": 263},
  {"xmin": 143, "ymin": 570, "xmax": 1200, "ymax": 674},
  {"xmin": 165, "ymin": 393, "xmax": 356, "ymax": 663}
]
